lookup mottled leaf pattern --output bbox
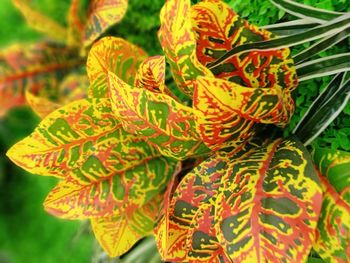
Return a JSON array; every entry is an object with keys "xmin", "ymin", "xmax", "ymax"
[
  {"xmin": 313, "ymin": 175, "xmax": 350, "ymax": 263},
  {"xmin": 193, "ymin": 76, "xmax": 293, "ymax": 150},
  {"xmin": 44, "ymin": 155, "xmax": 176, "ymax": 219},
  {"xmin": 66, "ymin": 0, "xmax": 86, "ymax": 47},
  {"xmin": 87, "ymin": 37, "xmax": 147, "ymax": 98},
  {"xmin": 26, "ymin": 72, "xmax": 89, "ymax": 118},
  {"xmin": 12, "ymin": 0, "xmax": 67, "ymax": 42},
  {"xmin": 134, "ymin": 55, "xmax": 176, "ymax": 99},
  {"xmin": 156, "ymin": 137, "xmax": 322, "ymax": 262},
  {"xmin": 83, "ymin": 0, "xmax": 128, "ymax": 47},
  {"xmin": 312, "ymin": 148, "xmax": 350, "ymax": 195},
  {"xmin": 158, "ymin": 0, "xmax": 213, "ymax": 97},
  {"xmin": 108, "ymin": 72, "xmax": 210, "ymax": 160},
  {"xmin": 0, "ymin": 42, "xmax": 82, "ymax": 117},
  {"xmin": 191, "ymin": 0, "xmax": 298, "ymax": 93},
  {"xmin": 7, "ymin": 99, "xmax": 132, "ymax": 177},
  {"xmin": 92, "ymin": 195, "xmax": 162, "ymax": 257}
]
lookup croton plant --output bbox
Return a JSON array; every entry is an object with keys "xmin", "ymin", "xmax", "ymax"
[{"xmin": 2, "ymin": 0, "xmax": 350, "ymax": 262}]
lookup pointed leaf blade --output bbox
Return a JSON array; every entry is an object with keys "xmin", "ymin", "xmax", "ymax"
[
  {"xmin": 83, "ymin": 0, "xmax": 128, "ymax": 47},
  {"xmin": 92, "ymin": 195, "xmax": 162, "ymax": 257}
]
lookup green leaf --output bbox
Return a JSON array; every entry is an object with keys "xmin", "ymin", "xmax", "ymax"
[
  {"xmin": 262, "ymin": 19, "xmax": 318, "ymax": 35},
  {"xmin": 270, "ymin": 0, "xmax": 344, "ymax": 23},
  {"xmin": 293, "ymin": 27, "xmax": 350, "ymax": 64},
  {"xmin": 208, "ymin": 13, "xmax": 350, "ymax": 70},
  {"xmin": 296, "ymin": 53, "xmax": 350, "ymax": 81},
  {"xmin": 294, "ymin": 73, "xmax": 349, "ymax": 145}
]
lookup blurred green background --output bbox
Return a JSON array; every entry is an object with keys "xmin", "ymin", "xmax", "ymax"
[{"xmin": 0, "ymin": 0, "xmax": 349, "ymax": 262}]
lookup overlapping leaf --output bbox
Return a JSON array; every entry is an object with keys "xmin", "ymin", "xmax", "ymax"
[
  {"xmin": 0, "ymin": 41, "xmax": 82, "ymax": 117},
  {"xmin": 313, "ymin": 175, "xmax": 350, "ymax": 263},
  {"xmin": 7, "ymin": 98, "xmax": 133, "ymax": 177},
  {"xmin": 83, "ymin": 0, "xmax": 128, "ymax": 47},
  {"xmin": 108, "ymin": 71, "xmax": 210, "ymax": 160},
  {"xmin": 155, "ymin": 137, "xmax": 322, "ymax": 262},
  {"xmin": 134, "ymin": 55, "xmax": 176, "ymax": 99},
  {"xmin": 12, "ymin": 0, "xmax": 67, "ymax": 42},
  {"xmin": 26, "ymin": 72, "xmax": 89, "ymax": 118},
  {"xmin": 193, "ymin": 76, "xmax": 293, "ymax": 150},
  {"xmin": 158, "ymin": 0, "xmax": 213, "ymax": 97},
  {"xmin": 191, "ymin": 0, "xmax": 298, "ymax": 93},
  {"xmin": 66, "ymin": 0, "xmax": 86, "ymax": 47},
  {"xmin": 44, "ymin": 155, "xmax": 176, "ymax": 219},
  {"xmin": 92, "ymin": 195, "xmax": 162, "ymax": 257},
  {"xmin": 87, "ymin": 37, "xmax": 147, "ymax": 98}
]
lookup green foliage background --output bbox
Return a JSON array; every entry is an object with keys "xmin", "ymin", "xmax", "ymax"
[{"xmin": 0, "ymin": 0, "xmax": 349, "ymax": 262}]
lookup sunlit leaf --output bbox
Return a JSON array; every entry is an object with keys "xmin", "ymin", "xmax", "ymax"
[
  {"xmin": 87, "ymin": 37, "xmax": 147, "ymax": 98},
  {"xmin": 92, "ymin": 195, "xmax": 162, "ymax": 257},
  {"xmin": 158, "ymin": 0, "xmax": 213, "ymax": 97},
  {"xmin": 156, "ymin": 137, "xmax": 322, "ymax": 262},
  {"xmin": 44, "ymin": 154, "xmax": 176, "ymax": 219},
  {"xmin": 83, "ymin": 0, "xmax": 128, "ymax": 47},
  {"xmin": 191, "ymin": 0, "xmax": 298, "ymax": 93},
  {"xmin": 193, "ymin": 76, "xmax": 294, "ymax": 150},
  {"xmin": 6, "ymin": 99, "xmax": 133, "ymax": 178},
  {"xmin": 12, "ymin": 0, "xmax": 67, "ymax": 42},
  {"xmin": 0, "ymin": 42, "xmax": 82, "ymax": 117},
  {"xmin": 108, "ymin": 71, "xmax": 210, "ymax": 160},
  {"xmin": 313, "ymin": 175, "xmax": 350, "ymax": 263}
]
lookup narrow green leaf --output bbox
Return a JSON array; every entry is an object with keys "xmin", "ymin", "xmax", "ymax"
[
  {"xmin": 262, "ymin": 19, "xmax": 318, "ymax": 35},
  {"xmin": 294, "ymin": 27, "xmax": 350, "ymax": 64},
  {"xmin": 296, "ymin": 53, "xmax": 350, "ymax": 82},
  {"xmin": 270, "ymin": 0, "xmax": 344, "ymax": 23},
  {"xmin": 294, "ymin": 73, "xmax": 345, "ymax": 133},
  {"xmin": 208, "ymin": 13, "xmax": 350, "ymax": 70},
  {"xmin": 294, "ymin": 76, "xmax": 350, "ymax": 145}
]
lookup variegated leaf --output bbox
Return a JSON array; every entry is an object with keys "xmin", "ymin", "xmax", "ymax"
[
  {"xmin": 0, "ymin": 42, "xmax": 82, "ymax": 117},
  {"xmin": 158, "ymin": 0, "xmax": 214, "ymax": 97},
  {"xmin": 193, "ymin": 76, "xmax": 293, "ymax": 150},
  {"xmin": 313, "ymin": 175, "xmax": 350, "ymax": 263},
  {"xmin": 12, "ymin": 0, "xmax": 67, "ymax": 42},
  {"xmin": 92, "ymin": 195, "xmax": 162, "ymax": 257},
  {"xmin": 312, "ymin": 148, "xmax": 350, "ymax": 195},
  {"xmin": 26, "ymin": 72, "xmax": 89, "ymax": 118},
  {"xmin": 134, "ymin": 55, "xmax": 176, "ymax": 99},
  {"xmin": 156, "ymin": 137, "xmax": 322, "ymax": 262},
  {"xmin": 87, "ymin": 37, "xmax": 147, "ymax": 98},
  {"xmin": 44, "ymin": 155, "xmax": 177, "ymax": 219},
  {"xmin": 83, "ymin": 0, "xmax": 128, "ymax": 47},
  {"xmin": 6, "ymin": 98, "xmax": 137, "ymax": 177},
  {"xmin": 191, "ymin": 0, "xmax": 298, "ymax": 93},
  {"xmin": 66, "ymin": 0, "xmax": 86, "ymax": 47},
  {"xmin": 108, "ymin": 71, "xmax": 210, "ymax": 160}
]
